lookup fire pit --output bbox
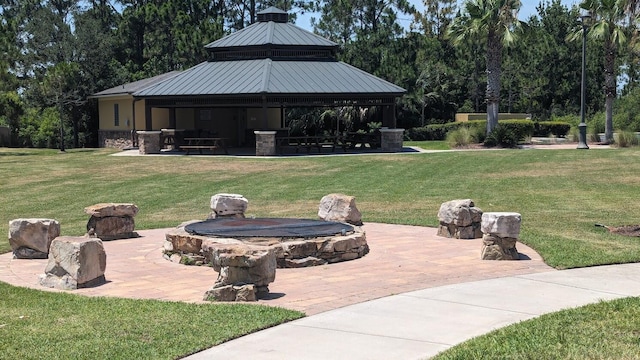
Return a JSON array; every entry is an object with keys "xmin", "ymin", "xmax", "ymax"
[
  {"xmin": 164, "ymin": 218, "xmax": 368, "ymax": 268},
  {"xmin": 185, "ymin": 218, "xmax": 355, "ymax": 238}
]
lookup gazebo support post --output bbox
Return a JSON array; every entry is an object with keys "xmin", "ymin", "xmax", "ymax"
[
  {"xmin": 144, "ymin": 103, "xmax": 152, "ymax": 130},
  {"xmin": 169, "ymin": 108, "xmax": 176, "ymax": 128}
]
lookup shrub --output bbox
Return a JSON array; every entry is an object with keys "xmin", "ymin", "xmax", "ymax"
[
  {"xmin": 446, "ymin": 127, "xmax": 477, "ymax": 147},
  {"xmin": 484, "ymin": 124, "xmax": 519, "ymax": 148},
  {"xmin": 534, "ymin": 121, "xmax": 571, "ymax": 137},
  {"xmin": 497, "ymin": 120, "xmax": 535, "ymax": 141},
  {"xmin": 568, "ymin": 126, "xmax": 580, "ymax": 142},
  {"xmin": 615, "ymin": 131, "xmax": 639, "ymax": 148}
]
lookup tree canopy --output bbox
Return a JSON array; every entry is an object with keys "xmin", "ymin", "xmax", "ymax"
[{"xmin": 1, "ymin": 0, "xmax": 640, "ymax": 147}]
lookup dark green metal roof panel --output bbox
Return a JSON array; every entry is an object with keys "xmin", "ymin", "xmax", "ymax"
[
  {"xmin": 92, "ymin": 71, "xmax": 181, "ymax": 97},
  {"xmin": 133, "ymin": 60, "xmax": 406, "ymax": 96},
  {"xmin": 205, "ymin": 21, "xmax": 336, "ymax": 48}
]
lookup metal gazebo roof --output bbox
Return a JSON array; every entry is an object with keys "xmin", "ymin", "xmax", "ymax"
[{"xmin": 133, "ymin": 59, "xmax": 405, "ymax": 97}]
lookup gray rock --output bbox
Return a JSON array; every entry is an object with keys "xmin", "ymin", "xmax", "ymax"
[
  {"xmin": 210, "ymin": 194, "xmax": 248, "ymax": 216},
  {"xmin": 481, "ymin": 212, "xmax": 522, "ymax": 239},
  {"xmin": 13, "ymin": 247, "xmax": 48, "ymax": 259},
  {"xmin": 9, "ymin": 218, "xmax": 60, "ymax": 256},
  {"xmin": 436, "ymin": 200, "xmax": 483, "ymax": 239},
  {"xmin": 83, "ymin": 203, "xmax": 139, "ymax": 218},
  {"xmin": 437, "ymin": 199, "xmax": 475, "ymax": 226},
  {"xmin": 282, "ymin": 256, "xmax": 327, "ymax": 268},
  {"xmin": 211, "ymin": 245, "xmax": 276, "ymax": 291},
  {"xmin": 87, "ymin": 215, "xmax": 136, "ymax": 240},
  {"xmin": 318, "ymin": 193, "xmax": 363, "ymax": 225},
  {"xmin": 481, "ymin": 234, "xmax": 519, "ymax": 260},
  {"xmin": 39, "ymin": 236, "xmax": 107, "ymax": 290},
  {"xmin": 204, "ymin": 284, "xmax": 257, "ymax": 302}
]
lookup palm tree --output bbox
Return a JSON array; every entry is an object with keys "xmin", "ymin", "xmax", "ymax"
[
  {"xmin": 447, "ymin": 0, "xmax": 523, "ymax": 135},
  {"xmin": 574, "ymin": 0, "xmax": 629, "ymax": 143}
]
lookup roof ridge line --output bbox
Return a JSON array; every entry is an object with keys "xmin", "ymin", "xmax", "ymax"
[
  {"xmin": 266, "ymin": 21, "xmax": 275, "ymax": 44},
  {"xmin": 260, "ymin": 58, "xmax": 272, "ymax": 92}
]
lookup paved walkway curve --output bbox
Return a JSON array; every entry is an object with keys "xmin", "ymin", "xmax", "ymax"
[{"xmin": 186, "ymin": 263, "xmax": 640, "ymax": 359}]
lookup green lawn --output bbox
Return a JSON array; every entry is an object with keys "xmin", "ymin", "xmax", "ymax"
[
  {"xmin": 0, "ymin": 284, "xmax": 302, "ymax": 359},
  {"xmin": 2, "ymin": 146, "xmax": 640, "ymax": 359},
  {"xmin": 433, "ymin": 297, "xmax": 640, "ymax": 360},
  {"xmin": 2, "ymin": 147, "xmax": 640, "ymax": 269}
]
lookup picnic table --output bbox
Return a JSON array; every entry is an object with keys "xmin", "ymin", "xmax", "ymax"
[
  {"xmin": 344, "ymin": 132, "xmax": 380, "ymax": 149},
  {"xmin": 181, "ymin": 137, "xmax": 228, "ymax": 155},
  {"xmin": 276, "ymin": 135, "xmax": 347, "ymax": 154}
]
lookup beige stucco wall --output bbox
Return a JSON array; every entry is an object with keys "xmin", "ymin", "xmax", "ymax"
[
  {"xmin": 99, "ymin": 97, "xmax": 170, "ymax": 131},
  {"xmin": 99, "ymin": 96, "xmax": 134, "ymax": 131}
]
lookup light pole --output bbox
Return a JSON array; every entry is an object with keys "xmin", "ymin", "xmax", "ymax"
[{"xmin": 577, "ymin": 14, "xmax": 590, "ymax": 149}]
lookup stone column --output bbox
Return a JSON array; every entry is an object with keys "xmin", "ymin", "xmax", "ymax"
[
  {"xmin": 481, "ymin": 212, "xmax": 522, "ymax": 260},
  {"xmin": 136, "ymin": 131, "xmax": 162, "ymax": 154},
  {"xmin": 380, "ymin": 128, "xmax": 404, "ymax": 152},
  {"xmin": 254, "ymin": 131, "xmax": 276, "ymax": 156}
]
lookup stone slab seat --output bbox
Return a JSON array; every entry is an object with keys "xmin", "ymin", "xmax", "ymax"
[
  {"xmin": 9, "ymin": 218, "xmax": 60, "ymax": 259},
  {"xmin": 480, "ymin": 212, "xmax": 522, "ymax": 261},
  {"xmin": 84, "ymin": 203, "xmax": 139, "ymax": 240},
  {"xmin": 39, "ymin": 236, "xmax": 107, "ymax": 290}
]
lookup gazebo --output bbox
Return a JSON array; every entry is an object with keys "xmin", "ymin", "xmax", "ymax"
[{"xmin": 93, "ymin": 7, "xmax": 406, "ymax": 154}]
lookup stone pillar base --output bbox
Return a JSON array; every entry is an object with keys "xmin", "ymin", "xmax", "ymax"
[
  {"xmin": 137, "ymin": 131, "xmax": 162, "ymax": 154},
  {"xmin": 380, "ymin": 128, "xmax": 404, "ymax": 152},
  {"xmin": 254, "ymin": 131, "xmax": 276, "ymax": 156},
  {"xmin": 481, "ymin": 212, "xmax": 522, "ymax": 260}
]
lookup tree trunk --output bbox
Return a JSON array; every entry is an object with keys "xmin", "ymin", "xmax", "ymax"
[
  {"xmin": 485, "ymin": 32, "xmax": 501, "ymax": 135},
  {"xmin": 604, "ymin": 44, "xmax": 616, "ymax": 143}
]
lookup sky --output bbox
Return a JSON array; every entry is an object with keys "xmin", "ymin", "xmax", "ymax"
[{"xmin": 294, "ymin": 0, "xmax": 579, "ymax": 31}]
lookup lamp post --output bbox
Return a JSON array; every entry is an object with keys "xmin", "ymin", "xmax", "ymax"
[{"xmin": 577, "ymin": 14, "xmax": 590, "ymax": 149}]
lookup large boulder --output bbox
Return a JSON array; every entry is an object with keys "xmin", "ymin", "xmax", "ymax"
[
  {"xmin": 86, "ymin": 216, "xmax": 136, "ymax": 240},
  {"xmin": 84, "ymin": 203, "xmax": 139, "ymax": 218},
  {"xmin": 318, "ymin": 193, "xmax": 363, "ymax": 226},
  {"xmin": 481, "ymin": 212, "xmax": 522, "ymax": 239},
  {"xmin": 480, "ymin": 212, "xmax": 522, "ymax": 261},
  {"xmin": 204, "ymin": 244, "xmax": 276, "ymax": 301},
  {"xmin": 39, "ymin": 236, "xmax": 107, "ymax": 290},
  {"xmin": 437, "ymin": 199, "xmax": 483, "ymax": 239},
  {"xmin": 84, "ymin": 203, "xmax": 138, "ymax": 240},
  {"xmin": 209, "ymin": 194, "xmax": 248, "ymax": 218},
  {"xmin": 9, "ymin": 218, "xmax": 60, "ymax": 259}
]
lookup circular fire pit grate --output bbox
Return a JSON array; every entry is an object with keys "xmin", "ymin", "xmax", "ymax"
[{"xmin": 185, "ymin": 217, "xmax": 354, "ymax": 238}]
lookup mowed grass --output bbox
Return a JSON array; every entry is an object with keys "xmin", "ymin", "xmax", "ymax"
[
  {"xmin": 433, "ymin": 297, "xmax": 640, "ymax": 360},
  {"xmin": 2, "ymin": 147, "xmax": 640, "ymax": 269},
  {"xmin": 0, "ymin": 284, "xmax": 303, "ymax": 359}
]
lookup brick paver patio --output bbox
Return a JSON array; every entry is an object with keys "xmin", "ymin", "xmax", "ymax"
[{"xmin": 0, "ymin": 223, "xmax": 554, "ymax": 315}]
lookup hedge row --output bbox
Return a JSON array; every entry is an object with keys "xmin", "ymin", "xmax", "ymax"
[
  {"xmin": 405, "ymin": 120, "xmax": 571, "ymax": 141},
  {"xmin": 533, "ymin": 121, "xmax": 571, "ymax": 137}
]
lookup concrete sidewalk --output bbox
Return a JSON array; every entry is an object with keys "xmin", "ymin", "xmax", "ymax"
[{"xmin": 186, "ymin": 263, "xmax": 640, "ymax": 360}]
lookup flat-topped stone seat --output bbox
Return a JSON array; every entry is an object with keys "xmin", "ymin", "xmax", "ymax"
[
  {"xmin": 481, "ymin": 212, "xmax": 522, "ymax": 260},
  {"xmin": 318, "ymin": 193, "xmax": 363, "ymax": 226},
  {"xmin": 9, "ymin": 218, "xmax": 60, "ymax": 259},
  {"xmin": 437, "ymin": 199, "xmax": 483, "ymax": 239},
  {"xmin": 203, "ymin": 244, "xmax": 276, "ymax": 302},
  {"xmin": 84, "ymin": 203, "xmax": 139, "ymax": 240},
  {"xmin": 39, "ymin": 236, "xmax": 107, "ymax": 290},
  {"xmin": 209, "ymin": 193, "xmax": 248, "ymax": 219}
]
